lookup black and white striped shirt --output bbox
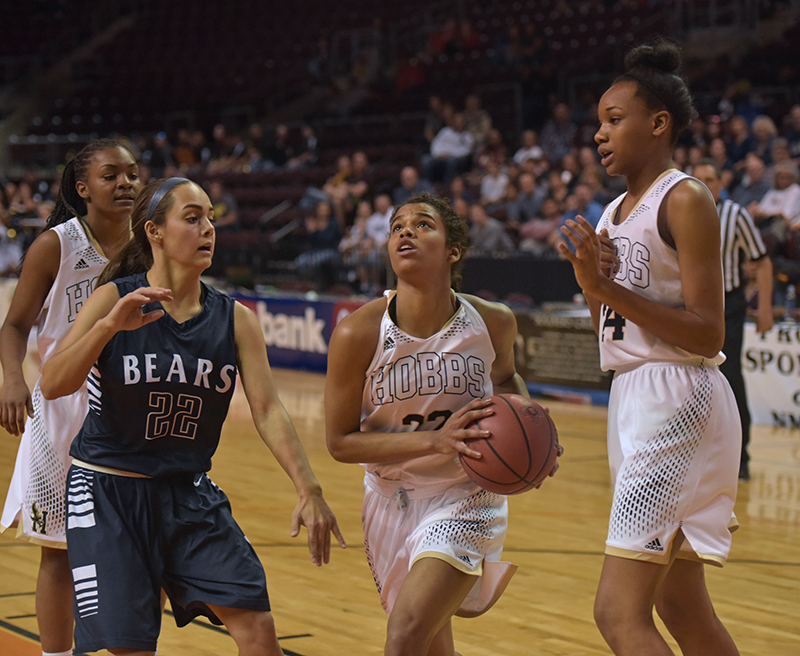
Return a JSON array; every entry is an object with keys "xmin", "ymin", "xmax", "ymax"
[{"xmin": 718, "ymin": 198, "xmax": 768, "ymax": 294}]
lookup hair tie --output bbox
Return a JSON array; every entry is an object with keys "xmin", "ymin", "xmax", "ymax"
[
  {"xmin": 146, "ymin": 177, "xmax": 187, "ymax": 223},
  {"xmin": 625, "ymin": 71, "xmax": 673, "ymax": 116}
]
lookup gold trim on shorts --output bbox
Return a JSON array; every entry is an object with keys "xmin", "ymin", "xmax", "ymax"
[{"xmin": 411, "ymin": 551, "xmax": 483, "ymax": 577}]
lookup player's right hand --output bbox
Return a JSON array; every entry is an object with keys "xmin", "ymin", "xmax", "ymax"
[
  {"xmin": 105, "ymin": 286, "xmax": 173, "ymax": 333},
  {"xmin": 434, "ymin": 398, "xmax": 494, "ymax": 459},
  {"xmin": 0, "ymin": 380, "xmax": 33, "ymax": 436}
]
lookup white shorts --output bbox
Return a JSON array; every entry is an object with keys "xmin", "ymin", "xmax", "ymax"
[
  {"xmin": 1, "ymin": 381, "xmax": 87, "ymax": 547},
  {"xmin": 606, "ymin": 362, "xmax": 740, "ymax": 566},
  {"xmin": 362, "ymin": 474, "xmax": 516, "ymax": 618}
]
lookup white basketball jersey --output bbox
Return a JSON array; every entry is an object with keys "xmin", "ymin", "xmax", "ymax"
[
  {"xmin": 596, "ymin": 170, "xmax": 725, "ymax": 371},
  {"xmin": 1, "ymin": 218, "xmax": 108, "ymax": 545},
  {"xmin": 361, "ymin": 291, "xmax": 494, "ymax": 492},
  {"xmin": 37, "ymin": 218, "xmax": 108, "ymax": 364}
]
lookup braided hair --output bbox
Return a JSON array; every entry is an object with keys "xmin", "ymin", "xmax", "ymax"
[{"xmin": 45, "ymin": 138, "xmax": 131, "ymax": 230}]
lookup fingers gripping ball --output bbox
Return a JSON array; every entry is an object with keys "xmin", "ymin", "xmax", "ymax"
[{"xmin": 460, "ymin": 394, "xmax": 559, "ymax": 495}]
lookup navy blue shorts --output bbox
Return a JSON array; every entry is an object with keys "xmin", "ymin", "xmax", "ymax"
[{"xmin": 66, "ymin": 466, "xmax": 270, "ymax": 653}]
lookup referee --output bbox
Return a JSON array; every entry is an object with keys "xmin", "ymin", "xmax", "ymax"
[{"xmin": 694, "ymin": 159, "xmax": 774, "ymax": 481}]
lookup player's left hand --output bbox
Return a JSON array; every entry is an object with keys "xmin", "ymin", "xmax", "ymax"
[{"xmin": 291, "ymin": 492, "xmax": 347, "ymax": 567}]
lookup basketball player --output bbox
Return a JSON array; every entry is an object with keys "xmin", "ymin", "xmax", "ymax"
[
  {"xmin": 1, "ymin": 139, "xmax": 141, "ymax": 656},
  {"xmin": 692, "ymin": 158, "xmax": 773, "ymax": 482},
  {"xmin": 39, "ymin": 178, "xmax": 345, "ymax": 656},
  {"xmin": 559, "ymin": 42, "xmax": 741, "ymax": 655},
  {"xmin": 326, "ymin": 193, "xmax": 560, "ymax": 656}
]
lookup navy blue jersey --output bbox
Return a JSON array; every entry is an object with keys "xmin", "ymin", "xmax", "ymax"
[{"xmin": 70, "ymin": 273, "xmax": 238, "ymax": 476}]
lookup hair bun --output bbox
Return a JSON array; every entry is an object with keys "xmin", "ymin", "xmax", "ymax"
[{"xmin": 624, "ymin": 40, "xmax": 682, "ymax": 76}]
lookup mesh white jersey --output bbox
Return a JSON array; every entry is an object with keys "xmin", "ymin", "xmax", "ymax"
[
  {"xmin": 1, "ymin": 218, "xmax": 107, "ymax": 545},
  {"xmin": 37, "ymin": 217, "xmax": 108, "ymax": 363},
  {"xmin": 596, "ymin": 170, "xmax": 725, "ymax": 372},
  {"xmin": 361, "ymin": 291, "xmax": 494, "ymax": 494}
]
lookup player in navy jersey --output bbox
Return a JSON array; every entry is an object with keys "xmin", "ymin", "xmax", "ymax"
[
  {"xmin": 559, "ymin": 42, "xmax": 740, "ymax": 655},
  {"xmin": 326, "ymin": 193, "xmax": 561, "ymax": 656},
  {"xmin": 40, "ymin": 177, "xmax": 345, "ymax": 656},
  {"xmin": 1, "ymin": 139, "xmax": 140, "ymax": 656}
]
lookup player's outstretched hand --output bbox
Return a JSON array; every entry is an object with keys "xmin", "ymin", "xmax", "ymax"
[
  {"xmin": 0, "ymin": 379, "xmax": 33, "ymax": 436},
  {"xmin": 558, "ymin": 215, "xmax": 604, "ymax": 294},
  {"xmin": 291, "ymin": 492, "xmax": 347, "ymax": 567},
  {"xmin": 106, "ymin": 286, "xmax": 173, "ymax": 333},
  {"xmin": 435, "ymin": 397, "xmax": 495, "ymax": 460}
]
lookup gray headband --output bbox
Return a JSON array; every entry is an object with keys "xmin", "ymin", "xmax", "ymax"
[{"xmin": 146, "ymin": 177, "xmax": 187, "ymax": 223}]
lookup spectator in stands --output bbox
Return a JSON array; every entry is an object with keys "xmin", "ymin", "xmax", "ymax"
[
  {"xmin": 295, "ymin": 201, "xmax": 342, "ymax": 290},
  {"xmin": 428, "ymin": 16, "xmax": 460, "ymax": 56},
  {"xmin": 752, "ymin": 114, "xmax": 778, "ymax": 167},
  {"xmin": 0, "ymin": 213, "xmax": 22, "ymax": 276},
  {"xmin": 580, "ymin": 164, "xmax": 616, "ymax": 206},
  {"xmin": 393, "ymin": 166, "xmax": 435, "ymax": 206},
  {"xmin": 512, "ymin": 129, "xmax": 544, "ymax": 166},
  {"xmin": 749, "ymin": 162, "xmax": 800, "ymax": 232},
  {"xmin": 511, "ymin": 172, "xmax": 547, "ymax": 223},
  {"xmin": 4, "ymin": 179, "xmax": 37, "ymax": 217},
  {"xmin": 423, "ymin": 112, "xmax": 475, "ymax": 184},
  {"xmin": 323, "ymin": 154, "xmax": 357, "ymax": 230},
  {"xmin": 474, "ymin": 128, "xmax": 508, "ymax": 169},
  {"xmin": 208, "ymin": 179, "xmax": 239, "ymax": 231},
  {"xmin": 783, "ymin": 104, "xmax": 800, "ymax": 159},
  {"xmin": 463, "ymin": 94, "xmax": 492, "ymax": 147},
  {"xmin": 340, "ymin": 199, "xmax": 384, "ymax": 295},
  {"xmin": 452, "ymin": 197, "xmax": 470, "ymax": 224},
  {"xmin": 709, "ymin": 137, "xmax": 736, "ymax": 188},
  {"xmin": 730, "ymin": 153, "xmax": 771, "ymax": 208},
  {"xmin": 468, "ymin": 203, "xmax": 515, "ymax": 256},
  {"xmin": 540, "ymin": 102, "xmax": 577, "ymax": 163},
  {"xmin": 546, "ymin": 169, "xmax": 569, "ymax": 205},
  {"xmin": 480, "ymin": 159, "xmax": 510, "ymax": 210},
  {"xmin": 553, "ymin": 183, "xmax": 605, "ymax": 255},
  {"xmin": 725, "ymin": 114, "xmax": 755, "ymax": 167},
  {"xmin": 518, "ymin": 195, "xmax": 563, "ymax": 256},
  {"xmin": 448, "ymin": 175, "xmax": 477, "ymax": 206},
  {"xmin": 287, "ymin": 124, "xmax": 319, "ymax": 170},
  {"xmin": 766, "ymin": 138, "xmax": 797, "ymax": 184},
  {"xmin": 263, "ymin": 124, "xmax": 293, "ymax": 170},
  {"xmin": 365, "ymin": 193, "xmax": 393, "ymax": 251},
  {"xmin": 172, "ymin": 128, "xmax": 200, "ymax": 171},
  {"xmin": 423, "ymin": 95, "xmax": 448, "ymax": 148}
]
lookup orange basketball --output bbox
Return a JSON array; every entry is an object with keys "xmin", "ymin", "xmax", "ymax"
[{"xmin": 459, "ymin": 394, "xmax": 559, "ymax": 495}]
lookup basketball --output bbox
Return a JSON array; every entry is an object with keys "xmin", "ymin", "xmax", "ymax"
[{"xmin": 459, "ymin": 394, "xmax": 560, "ymax": 495}]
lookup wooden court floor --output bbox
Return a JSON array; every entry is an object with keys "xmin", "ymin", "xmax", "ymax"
[{"xmin": 1, "ymin": 367, "xmax": 799, "ymax": 655}]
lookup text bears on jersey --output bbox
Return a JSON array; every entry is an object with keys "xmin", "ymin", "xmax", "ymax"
[
  {"xmin": 369, "ymin": 352, "xmax": 488, "ymax": 405},
  {"xmin": 122, "ymin": 353, "xmax": 235, "ymax": 393}
]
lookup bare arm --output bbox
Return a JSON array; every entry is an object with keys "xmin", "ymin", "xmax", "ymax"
[
  {"xmin": 325, "ymin": 300, "xmax": 494, "ymax": 464},
  {"xmin": 234, "ymin": 302, "xmax": 345, "ymax": 565},
  {"xmin": 753, "ymin": 256, "xmax": 774, "ymax": 333},
  {"xmin": 464, "ymin": 295, "xmax": 528, "ymax": 397},
  {"xmin": 40, "ymin": 284, "xmax": 170, "ymax": 399},
  {"xmin": 0, "ymin": 231, "xmax": 59, "ymax": 434},
  {"xmin": 560, "ymin": 181, "xmax": 725, "ymax": 358}
]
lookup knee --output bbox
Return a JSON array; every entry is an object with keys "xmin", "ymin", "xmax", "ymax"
[{"xmin": 384, "ymin": 611, "xmax": 430, "ymax": 656}]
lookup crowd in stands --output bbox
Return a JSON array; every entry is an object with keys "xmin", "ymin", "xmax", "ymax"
[{"xmin": 3, "ymin": 88, "xmax": 800, "ymax": 303}]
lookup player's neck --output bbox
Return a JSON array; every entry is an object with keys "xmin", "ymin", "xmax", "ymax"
[
  {"xmin": 394, "ymin": 282, "xmax": 457, "ymax": 338},
  {"xmin": 81, "ymin": 213, "xmax": 131, "ymax": 260},
  {"xmin": 146, "ymin": 265, "xmax": 203, "ymax": 323}
]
